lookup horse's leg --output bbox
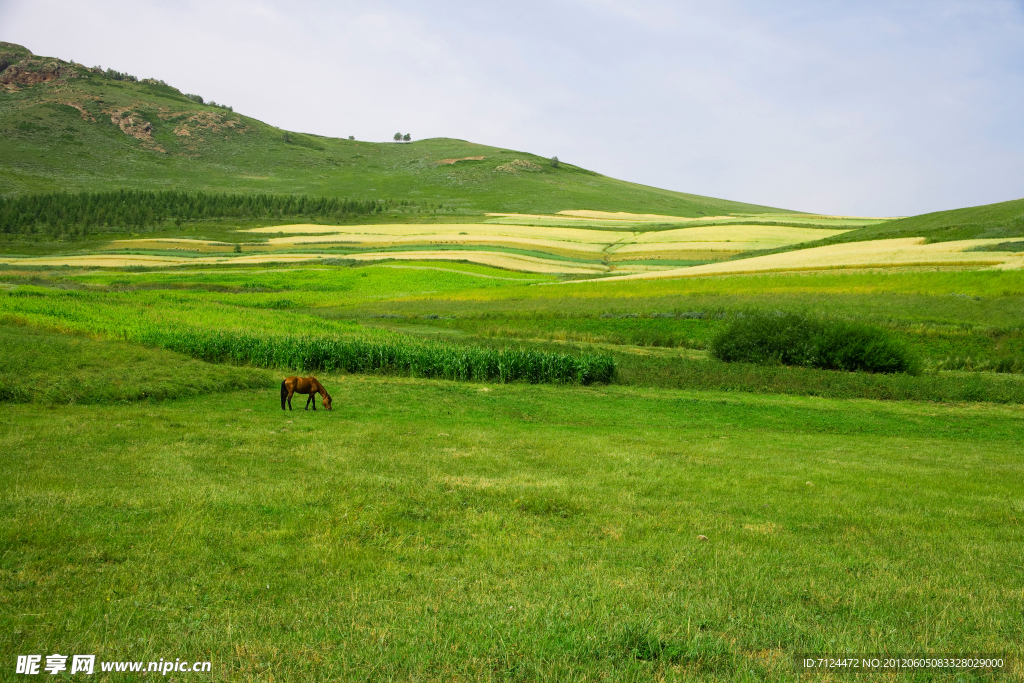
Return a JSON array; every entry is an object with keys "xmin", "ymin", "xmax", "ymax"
[
  {"xmin": 305, "ymin": 394, "xmax": 312, "ymax": 410},
  {"xmin": 287, "ymin": 389, "xmax": 293, "ymax": 410}
]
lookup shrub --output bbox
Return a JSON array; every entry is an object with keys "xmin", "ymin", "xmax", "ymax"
[
  {"xmin": 103, "ymin": 68, "xmax": 137, "ymax": 82},
  {"xmin": 710, "ymin": 312, "xmax": 921, "ymax": 375}
]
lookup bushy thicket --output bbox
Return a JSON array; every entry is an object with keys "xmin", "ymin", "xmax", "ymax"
[
  {"xmin": 101, "ymin": 68, "xmax": 137, "ymax": 82},
  {"xmin": 0, "ymin": 190, "xmax": 427, "ymax": 237},
  {"xmin": 710, "ymin": 312, "xmax": 921, "ymax": 375},
  {"xmin": 135, "ymin": 327, "xmax": 616, "ymax": 385}
]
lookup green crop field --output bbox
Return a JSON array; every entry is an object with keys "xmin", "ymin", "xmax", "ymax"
[{"xmin": 2, "ymin": 40, "xmax": 1023, "ymax": 682}]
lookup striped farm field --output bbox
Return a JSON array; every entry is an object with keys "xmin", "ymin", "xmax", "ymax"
[
  {"xmin": 2, "ymin": 217, "xmax": 856, "ymax": 273},
  {"xmin": 485, "ymin": 211, "xmax": 890, "ymax": 229},
  {"xmin": 597, "ymin": 237, "xmax": 1024, "ymax": 281},
  {"xmin": 625, "ymin": 224, "xmax": 850, "ymax": 245},
  {"xmin": 245, "ymin": 222, "xmax": 621, "ymax": 243},
  {"xmin": 340, "ymin": 250, "xmax": 610, "ymax": 274},
  {"xmin": 0, "ymin": 253, "xmax": 340, "ymax": 268},
  {"xmin": 0, "ymin": 250, "xmax": 611, "ymax": 274},
  {"xmin": 264, "ymin": 232, "xmax": 611, "ymax": 255}
]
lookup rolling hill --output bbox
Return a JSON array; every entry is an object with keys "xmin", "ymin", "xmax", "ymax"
[{"xmin": 0, "ymin": 42, "xmax": 785, "ymax": 217}]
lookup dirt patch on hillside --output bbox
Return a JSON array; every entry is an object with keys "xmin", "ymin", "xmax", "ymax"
[
  {"xmin": 495, "ymin": 159, "xmax": 542, "ymax": 173},
  {"xmin": 104, "ymin": 107, "xmax": 165, "ymax": 153},
  {"xmin": 164, "ymin": 110, "xmax": 244, "ymax": 138},
  {"xmin": 436, "ymin": 156, "xmax": 485, "ymax": 165}
]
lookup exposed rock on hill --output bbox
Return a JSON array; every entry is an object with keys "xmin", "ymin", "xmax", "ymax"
[
  {"xmin": 0, "ymin": 43, "xmax": 76, "ymax": 88},
  {"xmin": 106, "ymin": 108, "xmax": 164, "ymax": 152},
  {"xmin": 1, "ymin": 60, "xmax": 73, "ymax": 86}
]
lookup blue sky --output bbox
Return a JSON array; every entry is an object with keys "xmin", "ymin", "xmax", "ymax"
[{"xmin": 2, "ymin": 0, "xmax": 1022, "ymax": 215}]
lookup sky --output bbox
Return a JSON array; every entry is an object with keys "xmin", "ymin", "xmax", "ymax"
[{"xmin": 2, "ymin": 0, "xmax": 1023, "ymax": 216}]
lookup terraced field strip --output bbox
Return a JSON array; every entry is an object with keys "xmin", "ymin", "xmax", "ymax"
[
  {"xmin": 105, "ymin": 238, "xmax": 243, "ymax": 253},
  {"xmin": 6, "ymin": 217, "xmax": 876, "ymax": 274},
  {"xmin": 0, "ymin": 253, "xmax": 336, "ymax": 268},
  {"xmin": 0, "ymin": 250, "xmax": 612, "ymax": 274},
  {"xmin": 241, "ymin": 222, "xmax": 848, "ymax": 261},
  {"xmin": 485, "ymin": 211, "xmax": 891, "ymax": 229},
  {"xmin": 244, "ymin": 222, "xmax": 622, "ymax": 243},
  {"xmin": 264, "ymin": 233, "xmax": 611, "ymax": 257},
  {"xmin": 595, "ymin": 238, "xmax": 1024, "ymax": 281},
  {"xmin": 342, "ymin": 250, "xmax": 609, "ymax": 274}
]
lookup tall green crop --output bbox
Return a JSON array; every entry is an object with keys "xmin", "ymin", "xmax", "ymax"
[{"xmin": 133, "ymin": 327, "xmax": 615, "ymax": 385}]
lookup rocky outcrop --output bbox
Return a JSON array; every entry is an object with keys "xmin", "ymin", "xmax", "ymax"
[
  {"xmin": 0, "ymin": 60, "xmax": 71, "ymax": 86},
  {"xmin": 105, "ymin": 108, "xmax": 165, "ymax": 153}
]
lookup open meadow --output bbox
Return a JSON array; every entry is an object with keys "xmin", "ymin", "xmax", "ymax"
[
  {"xmin": 3, "ymin": 258, "xmax": 1024, "ymax": 681},
  {"xmin": 2, "ymin": 40, "xmax": 1024, "ymax": 681}
]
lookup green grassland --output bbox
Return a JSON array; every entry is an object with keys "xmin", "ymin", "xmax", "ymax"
[
  {"xmin": 4, "ymin": 39, "xmax": 1024, "ymax": 682},
  {"xmin": 3, "ymin": 369, "xmax": 1022, "ymax": 680},
  {"xmin": 0, "ymin": 323, "xmax": 271, "ymax": 403},
  {"xmin": 4, "ymin": 263, "xmax": 1024, "ymax": 401},
  {"xmin": 3, "ymin": 247, "xmax": 1024, "ymax": 682}
]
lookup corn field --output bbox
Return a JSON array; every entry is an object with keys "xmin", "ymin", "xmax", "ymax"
[{"xmin": 135, "ymin": 327, "xmax": 615, "ymax": 385}]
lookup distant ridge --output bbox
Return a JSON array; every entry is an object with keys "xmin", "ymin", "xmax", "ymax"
[{"xmin": 0, "ymin": 42, "xmax": 790, "ymax": 216}]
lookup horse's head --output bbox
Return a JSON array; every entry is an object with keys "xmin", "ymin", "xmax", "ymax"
[{"xmin": 323, "ymin": 394, "xmax": 333, "ymax": 411}]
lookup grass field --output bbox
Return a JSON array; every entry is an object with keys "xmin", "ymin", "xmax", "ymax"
[
  {"xmin": 3, "ymin": 40, "xmax": 1024, "ymax": 682},
  {"xmin": 3, "ymin": 371, "xmax": 1023, "ymax": 680},
  {"xmin": 3, "ymin": 254, "xmax": 1024, "ymax": 682}
]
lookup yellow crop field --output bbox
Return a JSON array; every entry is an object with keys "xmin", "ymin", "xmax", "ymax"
[
  {"xmin": 595, "ymin": 238, "xmax": 1024, "ymax": 282},
  {"xmin": 105, "ymin": 238, "xmax": 238, "ymax": 253},
  {"xmin": 245, "ymin": 223, "xmax": 613, "ymax": 243},
  {"xmin": 486, "ymin": 212, "xmax": 890, "ymax": 229},
  {"xmin": 341, "ymin": 251, "xmax": 608, "ymax": 274},
  {"xmin": 0, "ymin": 255, "xmax": 200, "ymax": 267},
  {"xmin": 555, "ymin": 210, "xmax": 730, "ymax": 222},
  {"xmin": 0, "ymin": 250, "xmax": 616, "ymax": 275},
  {"xmin": 16, "ymin": 214, "xmax": 905, "ymax": 275},
  {"xmin": 243, "ymin": 222, "xmax": 843, "ymax": 258},
  {"xmin": 265, "ymin": 233, "xmax": 610, "ymax": 256},
  {"xmin": 0, "ymin": 253, "xmax": 336, "ymax": 268},
  {"xmin": 626, "ymin": 224, "xmax": 850, "ymax": 244}
]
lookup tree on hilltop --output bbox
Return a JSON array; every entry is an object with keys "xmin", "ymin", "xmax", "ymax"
[
  {"xmin": 403, "ymin": 133, "xmax": 411, "ymax": 142},
  {"xmin": 394, "ymin": 132, "xmax": 402, "ymax": 142}
]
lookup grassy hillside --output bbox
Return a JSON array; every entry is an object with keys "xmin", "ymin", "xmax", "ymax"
[
  {"xmin": 842, "ymin": 197, "xmax": 1024, "ymax": 243},
  {"xmin": 0, "ymin": 42, "xmax": 785, "ymax": 217},
  {"xmin": 736, "ymin": 197, "xmax": 1024, "ymax": 261}
]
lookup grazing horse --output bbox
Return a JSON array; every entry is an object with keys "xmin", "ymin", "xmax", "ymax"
[{"xmin": 281, "ymin": 376, "xmax": 332, "ymax": 411}]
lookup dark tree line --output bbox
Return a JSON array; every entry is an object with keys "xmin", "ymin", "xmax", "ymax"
[{"xmin": 0, "ymin": 190, "xmax": 429, "ymax": 237}]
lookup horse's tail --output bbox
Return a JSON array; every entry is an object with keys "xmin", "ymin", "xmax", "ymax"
[{"xmin": 280, "ymin": 380, "xmax": 287, "ymax": 409}]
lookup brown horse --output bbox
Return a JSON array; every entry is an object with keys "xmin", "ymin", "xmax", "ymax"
[{"xmin": 281, "ymin": 376, "xmax": 332, "ymax": 411}]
